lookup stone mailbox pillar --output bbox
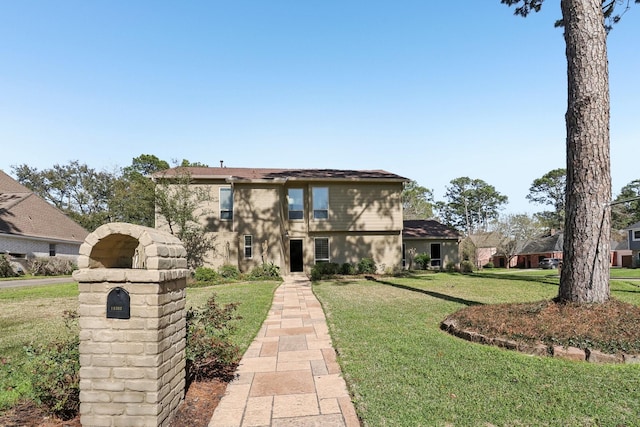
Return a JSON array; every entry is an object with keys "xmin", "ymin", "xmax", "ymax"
[{"xmin": 72, "ymin": 223, "xmax": 189, "ymax": 427}]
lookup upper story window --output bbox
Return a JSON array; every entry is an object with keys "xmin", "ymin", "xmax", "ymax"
[
  {"xmin": 288, "ymin": 188, "xmax": 304, "ymax": 220},
  {"xmin": 312, "ymin": 187, "xmax": 329, "ymax": 220},
  {"xmin": 220, "ymin": 187, "xmax": 233, "ymax": 220},
  {"xmin": 633, "ymin": 230, "xmax": 640, "ymax": 241}
]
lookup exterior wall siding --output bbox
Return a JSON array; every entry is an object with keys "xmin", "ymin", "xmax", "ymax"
[
  {"xmin": 403, "ymin": 240, "xmax": 460, "ymax": 269},
  {"xmin": 308, "ymin": 183, "xmax": 403, "ymax": 232},
  {"xmin": 155, "ymin": 175, "xmax": 406, "ymax": 274},
  {"xmin": 0, "ymin": 234, "xmax": 81, "ymax": 259}
]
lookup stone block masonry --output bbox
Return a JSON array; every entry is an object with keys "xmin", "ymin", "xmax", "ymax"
[{"xmin": 73, "ymin": 223, "xmax": 189, "ymax": 427}]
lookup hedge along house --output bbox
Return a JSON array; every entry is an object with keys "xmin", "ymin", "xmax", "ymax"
[
  {"xmin": 154, "ymin": 167, "xmax": 408, "ymax": 275},
  {"xmin": 402, "ymin": 219, "xmax": 461, "ymax": 269},
  {"xmin": 0, "ymin": 170, "xmax": 88, "ymax": 267}
]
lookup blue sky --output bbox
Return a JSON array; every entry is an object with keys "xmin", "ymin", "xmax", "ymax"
[{"xmin": 1, "ymin": 1, "xmax": 638, "ymax": 214}]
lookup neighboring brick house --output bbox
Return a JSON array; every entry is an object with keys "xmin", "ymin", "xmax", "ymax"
[
  {"xmin": 626, "ymin": 221, "xmax": 640, "ymax": 267},
  {"xmin": 402, "ymin": 219, "xmax": 461, "ymax": 269},
  {"xmin": 0, "ymin": 170, "xmax": 89, "ymax": 265},
  {"xmin": 154, "ymin": 167, "xmax": 408, "ymax": 274}
]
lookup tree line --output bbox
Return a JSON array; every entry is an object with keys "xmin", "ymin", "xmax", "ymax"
[{"xmin": 403, "ymin": 170, "xmax": 640, "ymax": 236}]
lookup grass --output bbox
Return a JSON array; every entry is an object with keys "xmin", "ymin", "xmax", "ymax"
[
  {"xmin": 314, "ymin": 272, "xmax": 640, "ymax": 426},
  {"xmin": 0, "ymin": 280, "xmax": 279, "ymax": 412}
]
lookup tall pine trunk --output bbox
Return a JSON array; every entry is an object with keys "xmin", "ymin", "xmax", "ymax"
[{"xmin": 558, "ymin": 0, "xmax": 611, "ymax": 303}]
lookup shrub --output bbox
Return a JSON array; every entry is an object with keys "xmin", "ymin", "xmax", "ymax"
[
  {"xmin": 28, "ymin": 257, "xmax": 76, "ymax": 276},
  {"xmin": 248, "ymin": 262, "xmax": 281, "ymax": 280},
  {"xmin": 310, "ymin": 262, "xmax": 340, "ymax": 280},
  {"xmin": 25, "ymin": 311, "xmax": 79, "ymax": 420},
  {"xmin": 460, "ymin": 260, "xmax": 475, "ymax": 273},
  {"xmin": 185, "ymin": 294, "xmax": 242, "ymax": 383},
  {"xmin": 445, "ymin": 261, "xmax": 457, "ymax": 273},
  {"xmin": 194, "ymin": 267, "xmax": 220, "ymax": 283},
  {"xmin": 357, "ymin": 258, "xmax": 377, "ymax": 274},
  {"xmin": 340, "ymin": 262, "xmax": 356, "ymax": 275},
  {"xmin": 414, "ymin": 253, "xmax": 431, "ymax": 270},
  {"xmin": 484, "ymin": 262, "xmax": 495, "ymax": 269},
  {"xmin": 0, "ymin": 254, "xmax": 18, "ymax": 278},
  {"xmin": 218, "ymin": 264, "xmax": 240, "ymax": 279}
]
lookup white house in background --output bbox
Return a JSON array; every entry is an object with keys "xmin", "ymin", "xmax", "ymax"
[{"xmin": 0, "ymin": 170, "xmax": 88, "ymax": 266}]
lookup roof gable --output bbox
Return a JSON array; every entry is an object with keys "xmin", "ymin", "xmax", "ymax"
[
  {"xmin": 0, "ymin": 170, "xmax": 88, "ymax": 243},
  {"xmin": 402, "ymin": 220, "xmax": 460, "ymax": 240}
]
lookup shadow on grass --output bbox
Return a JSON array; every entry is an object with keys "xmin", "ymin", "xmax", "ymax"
[
  {"xmin": 468, "ymin": 272, "xmax": 560, "ymax": 286},
  {"xmin": 368, "ymin": 276, "xmax": 483, "ymax": 307}
]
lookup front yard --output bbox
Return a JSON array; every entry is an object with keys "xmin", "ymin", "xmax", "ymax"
[{"xmin": 314, "ymin": 272, "xmax": 640, "ymax": 426}]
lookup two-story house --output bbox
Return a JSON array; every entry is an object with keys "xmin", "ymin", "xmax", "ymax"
[
  {"xmin": 627, "ymin": 221, "xmax": 640, "ymax": 268},
  {"xmin": 154, "ymin": 167, "xmax": 407, "ymax": 274}
]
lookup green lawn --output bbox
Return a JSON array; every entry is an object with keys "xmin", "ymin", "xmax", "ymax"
[
  {"xmin": 0, "ymin": 280, "xmax": 279, "ymax": 412},
  {"xmin": 314, "ymin": 272, "xmax": 640, "ymax": 426}
]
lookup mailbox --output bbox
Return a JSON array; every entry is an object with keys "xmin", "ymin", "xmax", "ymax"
[{"xmin": 106, "ymin": 287, "xmax": 130, "ymax": 319}]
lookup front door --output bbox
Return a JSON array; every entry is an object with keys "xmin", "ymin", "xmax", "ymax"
[{"xmin": 290, "ymin": 239, "xmax": 304, "ymax": 272}]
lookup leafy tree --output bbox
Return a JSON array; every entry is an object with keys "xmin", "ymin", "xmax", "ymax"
[
  {"xmin": 527, "ymin": 168, "xmax": 566, "ymax": 231},
  {"xmin": 502, "ymin": 0, "xmax": 638, "ymax": 303},
  {"xmin": 402, "ymin": 180, "xmax": 435, "ymax": 220},
  {"xmin": 437, "ymin": 177, "xmax": 508, "ymax": 235},
  {"xmin": 155, "ymin": 169, "xmax": 215, "ymax": 269},
  {"xmin": 611, "ymin": 179, "xmax": 640, "ymax": 229},
  {"xmin": 12, "ymin": 161, "xmax": 114, "ymax": 231},
  {"xmin": 492, "ymin": 214, "xmax": 543, "ymax": 268},
  {"xmin": 109, "ymin": 154, "xmax": 170, "ymax": 227}
]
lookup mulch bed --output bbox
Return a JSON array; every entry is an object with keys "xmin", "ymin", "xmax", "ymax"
[{"xmin": 0, "ymin": 380, "xmax": 227, "ymax": 427}]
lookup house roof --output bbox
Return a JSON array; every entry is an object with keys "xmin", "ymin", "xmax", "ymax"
[
  {"xmin": 154, "ymin": 167, "xmax": 408, "ymax": 182},
  {"xmin": 0, "ymin": 170, "xmax": 88, "ymax": 244},
  {"xmin": 402, "ymin": 220, "xmax": 461, "ymax": 240},
  {"xmin": 627, "ymin": 221, "xmax": 640, "ymax": 230},
  {"xmin": 520, "ymin": 233, "xmax": 564, "ymax": 255}
]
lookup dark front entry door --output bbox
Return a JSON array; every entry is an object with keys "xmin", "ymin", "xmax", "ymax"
[{"xmin": 290, "ymin": 240, "xmax": 304, "ymax": 272}]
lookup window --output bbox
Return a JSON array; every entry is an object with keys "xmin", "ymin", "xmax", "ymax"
[
  {"xmin": 220, "ymin": 188, "xmax": 233, "ymax": 220},
  {"xmin": 314, "ymin": 238, "xmax": 330, "ymax": 263},
  {"xmin": 288, "ymin": 188, "xmax": 304, "ymax": 220},
  {"xmin": 244, "ymin": 235, "xmax": 253, "ymax": 258},
  {"xmin": 430, "ymin": 243, "xmax": 441, "ymax": 267},
  {"xmin": 633, "ymin": 230, "xmax": 640, "ymax": 241},
  {"xmin": 49, "ymin": 244, "xmax": 56, "ymax": 257},
  {"xmin": 312, "ymin": 187, "xmax": 328, "ymax": 219}
]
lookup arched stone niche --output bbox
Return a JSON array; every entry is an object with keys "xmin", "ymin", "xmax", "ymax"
[{"xmin": 72, "ymin": 223, "xmax": 189, "ymax": 427}]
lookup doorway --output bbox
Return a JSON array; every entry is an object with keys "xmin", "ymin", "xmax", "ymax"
[{"xmin": 290, "ymin": 239, "xmax": 304, "ymax": 272}]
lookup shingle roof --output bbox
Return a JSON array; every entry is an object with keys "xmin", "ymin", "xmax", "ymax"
[
  {"xmin": 0, "ymin": 170, "xmax": 88, "ymax": 243},
  {"xmin": 402, "ymin": 220, "xmax": 461, "ymax": 240},
  {"xmin": 154, "ymin": 167, "xmax": 408, "ymax": 182},
  {"xmin": 627, "ymin": 221, "xmax": 640, "ymax": 230},
  {"xmin": 520, "ymin": 233, "xmax": 564, "ymax": 255}
]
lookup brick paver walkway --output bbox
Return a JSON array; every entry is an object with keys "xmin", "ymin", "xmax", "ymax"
[{"xmin": 208, "ymin": 274, "xmax": 360, "ymax": 427}]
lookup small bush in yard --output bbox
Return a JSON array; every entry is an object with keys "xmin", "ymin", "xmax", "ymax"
[
  {"xmin": 25, "ymin": 311, "xmax": 79, "ymax": 420},
  {"xmin": 340, "ymin": 262, "xmax": 356, "ymax": 275},
  {"xmin": 218, "ymin": 264, "xmax": 240, "ymax": 279},
  {"xmin": 0, "ymin": 254, "xmax": 19, "ymax": 278},
  {"xmin": 28, "ymin": 257, "xmax": 76, "ymax": 276},
  {"xmin": 194, "ymin": 267, "xmax": 220, "ymax": 283},
  {"xmin": 460, "ymin": 260, "xmax": 475, "ymax": 273},
  {"xmin": 311, "ymin": 262, "xmax": 340, "ymax": 280},
  {"xmin": 248, "ymin": 262, "xmax": 281, "ymax": 280},
  {"xmin": 185, "ymin": 294, "xmax": 242, "ymax": 383},
  {"xmin": 414, "ymin": 253, "xmax": 431, "ymax": 270},
  {"xmin": 357, "ymin": 258, "xmax": 377, "ymax": 274},
  {"xmin": 445, "ymin": 261, "xmax": 457, "ymax": 272}
]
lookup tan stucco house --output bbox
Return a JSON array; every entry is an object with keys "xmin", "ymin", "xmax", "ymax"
[
  {"xmin": 154, "ymin": 167, "xmax": 408, "ymax": 275},
  {"xmin": 402, "ymin": 219, "xmax": 461, "ymax": 269}
]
